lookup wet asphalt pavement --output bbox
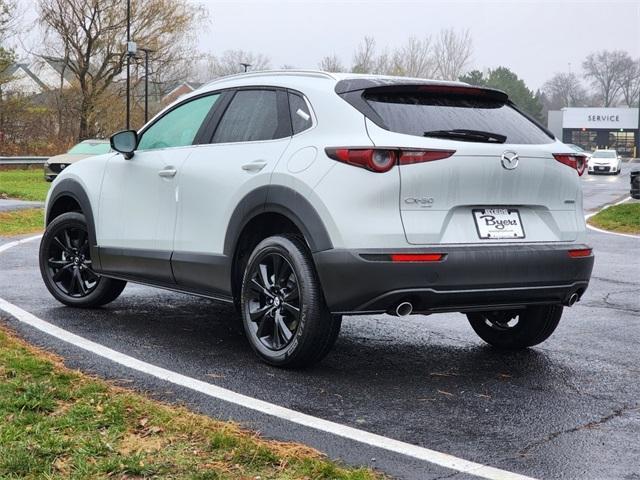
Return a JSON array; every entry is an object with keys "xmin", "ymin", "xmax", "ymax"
[{"xmin": 0, "ymin": 165, "xmax": 639, "ymax": 479}]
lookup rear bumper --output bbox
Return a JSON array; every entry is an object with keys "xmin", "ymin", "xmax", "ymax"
[{"xmin": 313, "ymin": 244, "xmax": 594, "ymax": 314}]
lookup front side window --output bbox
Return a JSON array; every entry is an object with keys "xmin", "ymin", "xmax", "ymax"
[
  {"xmin": 288, "ymin": 93, "xmax": 313, "ymax": 134},
  {"xmin": 212, "ymin": 90, "xmax": 284, "ymax": 143},
  {"xmin": 138, "ymin": 94, "xmax": 220, "ymax": 151}
]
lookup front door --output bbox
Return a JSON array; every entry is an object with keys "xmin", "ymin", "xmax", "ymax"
[{"xmin": 97, "ymin": 93, "xmax": 221, "ymax": 284}]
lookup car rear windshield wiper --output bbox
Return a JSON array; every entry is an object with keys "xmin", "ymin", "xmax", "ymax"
[{"xmin": 423, "ymin": 129, "xmax": 507, "ymax": 144}]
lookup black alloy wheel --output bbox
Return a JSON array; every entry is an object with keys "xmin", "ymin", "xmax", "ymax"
[
  {"xmin": 240, "ymin": 235, "xmax": 341, "ymax": 368},
  {"xmin": 245, "ymin": 252, "xmax": 301, "ymax": 351},
  {"xmin": 39, "ymin": 212, "xmax": 127, "ymax": 307},
  {"xmin": 45, "ymin": 224, "xmax": 98, "ymax": 298},
  {"xmin": 467, "ymin": 305, "xmax": 563, "ymax": 349}
]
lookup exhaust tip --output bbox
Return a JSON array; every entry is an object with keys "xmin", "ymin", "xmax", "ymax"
[
  {"xmin": 395, "ymin": 301, "xmax": 413, "ymax": 317},
  {"xmin": 567, "ymin": 293, "xmax": 579, "ymax": 306}
]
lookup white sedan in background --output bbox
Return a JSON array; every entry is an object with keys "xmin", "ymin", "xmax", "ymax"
[{"xmin": 588, "ymin": 149, "xmax": 622, "ymax": 175}]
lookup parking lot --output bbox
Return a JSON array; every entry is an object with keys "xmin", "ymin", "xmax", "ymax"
[{"xmin": 0, "ymin": 163, "xmax": 638, "ymax": 480}]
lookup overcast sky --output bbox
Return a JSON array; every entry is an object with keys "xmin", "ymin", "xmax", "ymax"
[
  {"xmin": 196, "ymin": 0, "xmax": 640, "ymax": 89},
  {"xmin": 16, "ymin": 0, "xmax": 640, "ymax": 90}
]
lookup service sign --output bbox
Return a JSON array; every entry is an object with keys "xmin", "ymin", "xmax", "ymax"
[{"xmin": 562, "ymin": 108, "xmax": 638, "ymax": 129}]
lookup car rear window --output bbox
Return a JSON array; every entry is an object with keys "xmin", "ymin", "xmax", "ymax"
[{"xmin": 364, "ymin": 91, "xmax": 553, "ymax": 145}]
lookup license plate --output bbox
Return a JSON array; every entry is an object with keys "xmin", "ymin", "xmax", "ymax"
[
  {"xmin": 596, "ymin": 166, "xmax": 607, "ymax": 171},
  {"xmin": 472, "ymin": 208, "xmax": 525, "ymax": 239}
]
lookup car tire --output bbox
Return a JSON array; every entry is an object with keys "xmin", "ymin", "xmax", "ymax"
[
  {"xmin": 467, "ymin": 305, "xmax": 563, "ymax": 349},
  {"xmin": 39, "ymin": 212, "xmax": 127, "ymax": 308},
  {"xmin": 240, "ymin": 234, "xmax": 340, "ymax": 368}
]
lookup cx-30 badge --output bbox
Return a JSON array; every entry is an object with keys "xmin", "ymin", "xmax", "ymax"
[
  {"xmin": 501, "ymin": 151, "xmax": 519, "ymax": 170},
  {"xmin": 404, "ymin": 197, "xmax": 434, "ymax": 207}
]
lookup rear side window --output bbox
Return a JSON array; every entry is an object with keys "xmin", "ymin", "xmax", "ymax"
[
  {"xmin": 364, "ymin": 92, "xmax": 553, "ymax": 145},
  {"xmin": 288, "ymin": 93, "xmax": 313, "ymax": 134},
  {"xmin": 213, "ymin": 90, "xmax": 284, "ymax": 143}
]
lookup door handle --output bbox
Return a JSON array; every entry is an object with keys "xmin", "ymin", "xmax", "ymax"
[
  {"xmin": 158, "ymin": 168, "xmax": 177, "ymax": 178},
  {"xmin": 241, "ymin": 161, "xmax": 268, "ymax": 172}
]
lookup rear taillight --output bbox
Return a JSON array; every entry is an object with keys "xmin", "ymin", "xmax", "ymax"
[
  {"xmin": 325, "ymin": 148, "xmax": 455, "ymax": 172},
  {"xmin": 553, "ymin": 153, "xmax": 587, "ymax": 176},
  {"xmin": 399, "ymin": 149, "xmax": 456, "ymax": 165},
  {"xmin": 568, "ymin": 248, "xmax": 592, "ymax": 258}
]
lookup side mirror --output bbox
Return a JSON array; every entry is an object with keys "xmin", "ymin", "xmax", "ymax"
[{"xmin": 110, "ymin": 130, "xmax": 138, "ymax": 159}]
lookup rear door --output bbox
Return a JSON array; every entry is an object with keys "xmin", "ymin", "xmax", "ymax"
[
  {"xmin": 359, "ymin": 86, "xmax": 582, "ymax": 244},
  {"xmin": 172, "ymin": 88, "xmax": 292, "ymax": 297}
]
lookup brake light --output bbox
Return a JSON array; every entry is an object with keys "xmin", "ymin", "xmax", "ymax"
[
  {"xmin": 325, "ymin": 148, "xmax": 455, "ymax": 172},
  {"xmin": 390, "ymin": 253, "xmax": 445, "ymax": 262},
  {"xmin": 568, "ymin": 248, "xmax": 592, "ymax": 258},
  {"xmin": 553, "ymin": 153, "xmax": 587, "ymax": 176}
]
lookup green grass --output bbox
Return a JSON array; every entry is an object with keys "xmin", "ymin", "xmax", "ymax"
[
  {"xmin": 588, "ymin": 203, "xmax": 640, "ymax": 234},
  {"xmin": 0, "ymin": 208, "xmax": 45, "ymax": 236},
  {"xmin": 0, "ymin": 327, "xmax": 382, "ymax": 480},
  {"xmin": 0, "ymin": 166, "xmax": 51, "ymax": 201}
]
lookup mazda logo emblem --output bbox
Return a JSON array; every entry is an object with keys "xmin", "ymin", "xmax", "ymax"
[{"xmin": 501, "ymin": 151, "xmax": 519, "ymax": 170}]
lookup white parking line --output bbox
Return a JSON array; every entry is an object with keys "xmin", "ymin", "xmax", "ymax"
[
  {"xmin": 0, "ymin": 235, "xmax": 535, "ymax": 480},
  {"xmin": 0, "ymin": 233, "xmax": 43, "ymax": 254},
  {"xmin": 585, "ymin": 196, "xmax": 640, "ymax": 239}
]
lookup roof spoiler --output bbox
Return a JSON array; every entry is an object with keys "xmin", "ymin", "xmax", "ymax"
[{"xmin": 334, "ymin": 78, "xmax": 508, "ymax": 102}]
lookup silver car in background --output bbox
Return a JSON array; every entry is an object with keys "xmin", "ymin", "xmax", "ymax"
[{"xmin": 44, "ymin": 139, "xmax": 111, "ymax": 181}]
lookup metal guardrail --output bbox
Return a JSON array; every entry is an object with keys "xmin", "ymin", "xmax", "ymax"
[{"xmin": 0, "ymin": 156, "xmax": 49, "ymax": 166}]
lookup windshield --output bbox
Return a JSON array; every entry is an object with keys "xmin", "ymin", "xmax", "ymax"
[
  {"xmin": 593, "ymin": 151, "xmax": 616, "ymax": 158},
  {"xmin": 68, "ymin": 142, "xmax": 111, "ymax": 155},
  {"xmin": 364, "ymin": 92, "xmax": 553, "ymax": 144}
]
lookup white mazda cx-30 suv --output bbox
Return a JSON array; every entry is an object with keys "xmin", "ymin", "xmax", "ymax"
[{"xmin": 40, "ymin": 71, "xmax": 594, "ymax": 367}]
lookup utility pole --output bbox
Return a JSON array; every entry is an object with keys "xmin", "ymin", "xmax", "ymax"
[
  {"xmin": 240, "ymin": 62, "xmax": 251, "ymax": 72},
  {"xmin": 140, "ymin": 48, "xmax": 154, "ymax": 124},
  {"xmin": 126, "ymin": 0, "xmax": 130, "ymax": 130}
]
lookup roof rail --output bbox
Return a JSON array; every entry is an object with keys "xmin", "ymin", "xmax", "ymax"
[{"xmin": 203, "ymin": 69, "xmax": 337, "ymax": 88}]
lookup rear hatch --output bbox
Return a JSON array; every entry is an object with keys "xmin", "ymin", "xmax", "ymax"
[{"xmin": 339, "ymin": 82, "xmax": 583, "ymax": 244}]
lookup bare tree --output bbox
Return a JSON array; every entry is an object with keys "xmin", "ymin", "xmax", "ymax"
[
  {"xmin": 582, "ymin": 50, "xmax": 629, "ymax": 107},
  {"xmin": 38, "ymin": 0, "xmax": 205, "ymax": 139},
  {"xmin": 434, "ymin": 28, "xmax": 472, "ymax": 80},
  {"xmin": 318, "ymin": 53, "xmax": 344, "ymax": 72},
  {"xmin": 351, "ymin": 36, "xmax": 377, "ymax": 74},
  {"xmin": 616, "ymin": 56, "xmax": 640, "ymax": 107},
  {"xmin": 542, "ymin": 72, "xmax": 588, "ymax": 108},
  {"xmin": 0, "ymin": 0, "xmax": 16, "ymax": 74},
  {"xmin": 391, "ymin": 36, "xmax": 436, "ymax": 78},
  {"xmin": 202, "ymin": 50, "xmax": 271, "ymax": 79}
]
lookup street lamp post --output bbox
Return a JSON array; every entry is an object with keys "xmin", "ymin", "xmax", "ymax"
[
  {"xmin": 125, "ymin": 0, "xmax": 137, "ymax": 130},
  {"xmin": 140, "ymin": 48, "xmax": 154, "ymax": 124},
  {"xmin": 240, "ymin": 62, "xmax": 251, "ymax": 72}
]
